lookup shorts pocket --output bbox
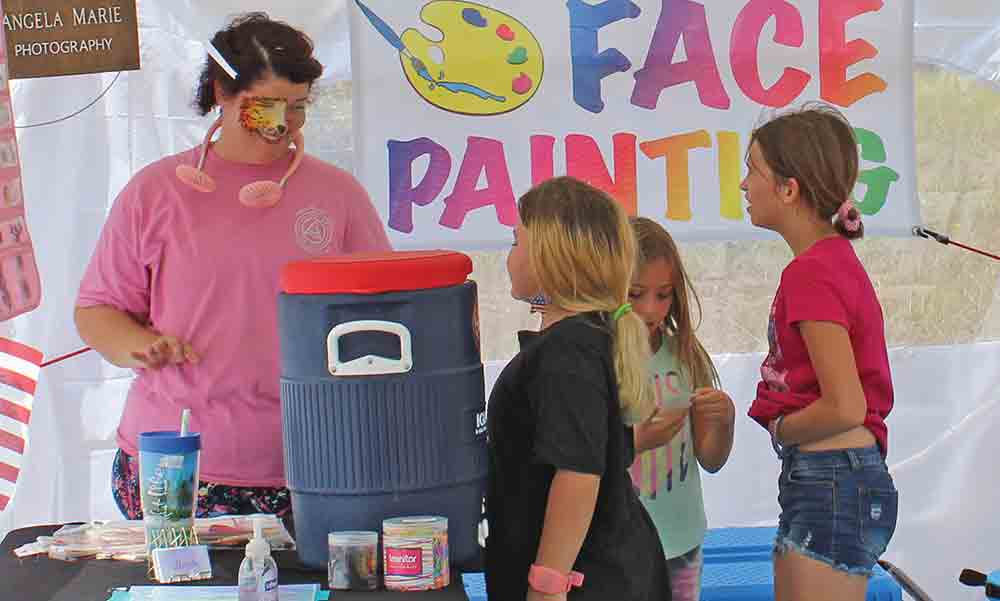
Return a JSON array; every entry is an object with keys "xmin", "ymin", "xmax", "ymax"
[
  {"xmin": 785, "ymin": 464, "xmax": 836, "ymax": 487},
  {"xmin": 778, "ymin": 470, "xmax": 837, "ymax": 520},
  {"xmin": 858, "ymin": 485, "xmax": 898, "ymax": 556}
]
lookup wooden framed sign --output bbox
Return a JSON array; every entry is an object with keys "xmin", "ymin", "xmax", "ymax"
[{"xmin": 2, "ymin": 0, "xmax": 139, "ymax": 79}]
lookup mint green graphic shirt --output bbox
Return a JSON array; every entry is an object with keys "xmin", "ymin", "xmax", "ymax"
[{"xmin": 630, "ymin": 340, "xmax": 707, "ymax": 559}]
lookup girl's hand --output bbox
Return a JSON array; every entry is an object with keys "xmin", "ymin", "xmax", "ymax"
[
  {"xmin": 527, "ymin": 589, "xmax": 566, "ymax": 601},
  {"xmin": 634, "ymin": 406, "xmax": 688, "ymax": 453},
  {"xmin": 130, "ymin": 335, "xmax": 200, "ymax": 369},
  {"xmin": 690, "ymin": 387, "xmax": 735, "ymax": 429},
  {"xmin": 691, "ymin": 388, "xmax": 736, "ymax": 472}
]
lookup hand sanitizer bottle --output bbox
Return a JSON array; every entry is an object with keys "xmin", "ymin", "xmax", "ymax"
[{"xmin": 238, "ymin": 517, "xmax": 278, "ymax": 601}]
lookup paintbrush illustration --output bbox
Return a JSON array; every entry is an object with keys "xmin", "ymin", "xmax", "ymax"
[{"xmin": 354, "ymin": 0, "xmax": 435, "ymax": 82}]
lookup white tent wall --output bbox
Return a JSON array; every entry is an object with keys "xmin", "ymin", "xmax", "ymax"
[
  {"xmin": 915, "ymin": 0, "xmax": 1000, "ymax": 82},
  {"xmin": 1, "ymin": 2, "xmax": 998, "ymax": 600}
]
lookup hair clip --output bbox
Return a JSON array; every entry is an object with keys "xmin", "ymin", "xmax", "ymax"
[{"xmin": 207, "ymin": 41, "xmax": 239, "ymax": 80}]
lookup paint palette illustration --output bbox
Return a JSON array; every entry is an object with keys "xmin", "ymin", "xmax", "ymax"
[{"xmin": 356, "ymin": 0, "xmax": 544, "ymax": 115}]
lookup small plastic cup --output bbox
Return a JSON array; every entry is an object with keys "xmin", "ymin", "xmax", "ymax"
[{"xmin": 328, "ymin": 531, "xmax": 379, "ymax": 591}]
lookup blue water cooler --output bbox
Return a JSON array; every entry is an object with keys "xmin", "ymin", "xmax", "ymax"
[{"xmin": 278, "ymin": 251, "xmax": 486, "ymax": 570}]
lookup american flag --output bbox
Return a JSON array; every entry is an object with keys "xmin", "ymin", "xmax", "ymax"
[
  {"xmin": 0, "ymin": 337, "xmax": 41, "ymax": 512},
  {"xmin": 526, "ymin": 292, "xmax": 548, "ymax": 315}
]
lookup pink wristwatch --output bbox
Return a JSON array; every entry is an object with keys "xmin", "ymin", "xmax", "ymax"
[{"xmin": 528, "ymin": 564, "xmax": 585, "ymax": 594}]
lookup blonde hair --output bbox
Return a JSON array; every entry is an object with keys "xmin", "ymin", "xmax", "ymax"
[
  {"xmin": 519, "ymin": 177, "xmax": 652, "ymax": 423},
  {"xmin": 631, "ymin": 217, "xmax": 719, "ymax": 389}
]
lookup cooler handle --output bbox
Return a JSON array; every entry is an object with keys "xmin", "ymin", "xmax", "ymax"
[{"xmin": 327, "ymin": 320, "xmax": 413, "ymax": 376}]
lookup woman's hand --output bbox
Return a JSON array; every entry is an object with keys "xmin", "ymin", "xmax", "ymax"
[{"xmin": 130, "ymin": 335, "xmax": 200, "ymax": 369}]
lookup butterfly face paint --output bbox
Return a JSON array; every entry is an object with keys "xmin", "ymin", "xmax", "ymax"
[{"xmin": 238, "ymin": 97, "xmax": 290, "ymax": 143}]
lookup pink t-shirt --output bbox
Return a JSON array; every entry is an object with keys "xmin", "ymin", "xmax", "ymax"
[
  {"xmin": 748, "ymin": 237, "xmax": 894, "ymax": 455},
  {"xmin": 77, "ymin": 146, "xmax": 391, "ymax": 486}
]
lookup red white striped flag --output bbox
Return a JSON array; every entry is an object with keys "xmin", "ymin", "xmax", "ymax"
[{"xmin": 0, "ymin": 337, "xmax": 42, "ymax": 512}]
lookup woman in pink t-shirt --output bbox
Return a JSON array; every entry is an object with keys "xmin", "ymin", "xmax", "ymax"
[
  {"xmin": 742, "ymin": 104, "xmax": 898, "ymax": 601},
  {"xmin": 74, "ymin": 13, "xmax": 390, "ymax": 519}
]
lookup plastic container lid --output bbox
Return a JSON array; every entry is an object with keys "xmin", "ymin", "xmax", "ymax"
[
  {"xmin": 328, "ymin": 531, "xmax": 379, "ymax": 546},
  {"xmin": 281, "ymin": 251, "xmax": 472, "ymax": 295},
  {"xmin": 383, "ymin": 516, "xmax": 448, "ymax": 537},
  {"xmin": 137, "ymin": 431, "xmax": 201, "ymax": 453}
]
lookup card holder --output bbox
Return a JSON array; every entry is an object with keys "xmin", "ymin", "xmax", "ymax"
[
  {"xmin": 1, "ymin": 177, "xmax": 21, "ymax": 208},
  {"xmin": 0, "ymin": 48, "xmax": 39, "ymax": 321},
  {"xmin": 0, "ymin": 246, "xmax": 40, "ymax": 320},
  {"xmin": 0, "ymin": 156, "xmax": 39, "ymax": 321}
]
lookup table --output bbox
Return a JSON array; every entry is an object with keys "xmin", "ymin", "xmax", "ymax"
[{"xmin": 1, "ymin": 525, "xmax": 471, "ymax": 601}]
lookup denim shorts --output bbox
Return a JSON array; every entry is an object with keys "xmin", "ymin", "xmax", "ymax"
[{"xmin": 775, "ymin": 445, "xmax": 898, "ymax": 576}]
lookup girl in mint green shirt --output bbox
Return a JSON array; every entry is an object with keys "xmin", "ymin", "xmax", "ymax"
[{"xmin": 628, "ymin": 217, "xmax": 737, "ymax": 601}]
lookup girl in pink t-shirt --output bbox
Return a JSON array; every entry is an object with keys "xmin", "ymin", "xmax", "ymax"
[
  {"xmin": 74, "ymin": 13, "xmax": 390, "ymax": 519},
  {"xmin": 742, "ymin": 104, "xmax": 897, "ymax": 601}
]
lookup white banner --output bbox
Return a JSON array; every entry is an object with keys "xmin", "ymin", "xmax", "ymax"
[{"xmin": 351, "ymin": 0, "xmax": 918, "ymax": 250}]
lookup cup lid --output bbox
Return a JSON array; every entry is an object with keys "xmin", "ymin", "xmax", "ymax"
[
  {"xmin": 328, "ymin": 530, "xmax": 379, "ymax": 544},
  {"xmin": 138, "ymin": 431, "xmax": 201, "ymax": 454}
]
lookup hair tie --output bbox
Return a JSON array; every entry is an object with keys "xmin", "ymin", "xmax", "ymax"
[
  {"xmin": 837, "ymin": 199, "xmax": 861, "ymax": 232},
  {"xmin": 612, "ymin": 303, "xmax": 632, "ymax": 321}
]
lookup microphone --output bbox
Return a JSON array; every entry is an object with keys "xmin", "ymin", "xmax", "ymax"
[
  {"xmin": 960, "ymin": 568, "xmax": 988, "ymax": 587},
  {"xmin": 913, "ymin": 225, "xmax": 1000, "ymax": 261},
  {"xmin": 912, "ymin": 226, "xmax": 950, "ymax": 244}
]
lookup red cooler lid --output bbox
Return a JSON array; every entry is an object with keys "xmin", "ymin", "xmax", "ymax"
[{"xmin": 281, "ymin": 250, "xmax": 473, "ymax": 295}]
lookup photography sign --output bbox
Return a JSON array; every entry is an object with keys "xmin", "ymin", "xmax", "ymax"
[{"xmin": 2, "ymin": 0, "xmax": 139, "ymax": 79}]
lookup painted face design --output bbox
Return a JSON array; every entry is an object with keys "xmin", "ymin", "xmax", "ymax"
[{"xmin": 238, "ymin": 97, "xmax": 290, "ymax": 143}]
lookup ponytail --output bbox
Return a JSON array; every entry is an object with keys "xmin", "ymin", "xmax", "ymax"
[{"xmin": 612, "ymin": 309, "xmax": 654, "ymax": 425}]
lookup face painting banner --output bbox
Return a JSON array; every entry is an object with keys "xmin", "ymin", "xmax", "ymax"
[{"xmin": 350, "ymin": 0, "xmax": 918, "ymax": 250}]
